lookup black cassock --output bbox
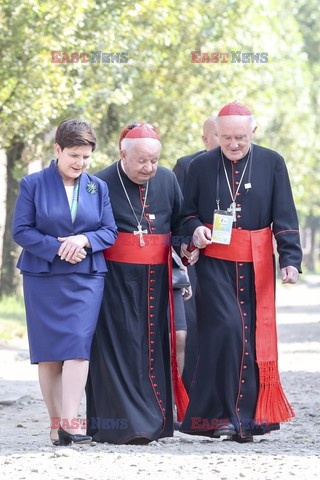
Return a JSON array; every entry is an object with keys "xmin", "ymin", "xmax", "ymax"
[
  {"xmin": 86, "ymin": 161, "xmax": 182, "ymax": 444},
  {"xmin": 179, "ymin": 144, "xmax": 302, "ymax": 438}
]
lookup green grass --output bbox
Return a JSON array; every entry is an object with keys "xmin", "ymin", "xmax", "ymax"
[{"xmin": 0, "ymin": 295, "xmax": 27, "ymax": 341}]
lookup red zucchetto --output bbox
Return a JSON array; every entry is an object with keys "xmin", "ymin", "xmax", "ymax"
[
  {"xmin": 218, "ymin": 101, "xmax": 252, "ymax": 116},
  {"xmin": 119, "ymin": 123, "xmax": 160, "ymax": 149}
]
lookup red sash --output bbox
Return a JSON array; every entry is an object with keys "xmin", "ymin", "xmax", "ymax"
[
  {"xmin": 104, "ymin": 232, "xmax": 189, "ymax": 421},
  {"xmin": 202, "ymin": 225, "xmax": 294, "ymax": 424}
]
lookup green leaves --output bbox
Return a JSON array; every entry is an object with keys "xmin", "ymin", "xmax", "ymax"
[{"xmin": 0, "ymin": 0, "xmax": 319, "ymax": 220}]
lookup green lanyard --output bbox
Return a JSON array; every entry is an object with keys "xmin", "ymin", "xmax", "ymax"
[{"xmin": 70, "ymin": 177, "xmax": 80, "ymax": 223}]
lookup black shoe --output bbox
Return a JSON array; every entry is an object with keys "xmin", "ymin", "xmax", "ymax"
[
  {"xmin": 174, "ymin": 421, "xmax": 182, "ymax": 431},
  {"xmin": 125, "ymin": 437, "xmax": 152, "ymax": 445},
  {"xmin": 50, "ymin": 429, "xmax": 59, "ymax": 446},
  {"xmin": 213, "ymin": 422, "xmax": 236, "ymax": 438},
  {"xmin": 58, "ymin": 427, "xmax": 92, "ymax": 446},
  {"xmin": 225, "ymin": 434, "xmax": 253, "ymax": 443}
]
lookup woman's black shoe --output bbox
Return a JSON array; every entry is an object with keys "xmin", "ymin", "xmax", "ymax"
[
  {"xmin": 58, "ymin": 427, "xmax": 92, "ymax": 446},
  {"xmin": 50, "ymin": 429, "xmax": 60, "ymax": 446}
]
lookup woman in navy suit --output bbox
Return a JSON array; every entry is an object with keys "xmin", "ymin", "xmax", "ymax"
[{"xmin": 12, "ymin": 119, "xmax": 118, "ymax": 446}]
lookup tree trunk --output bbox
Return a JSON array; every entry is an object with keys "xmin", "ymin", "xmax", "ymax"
[
  {"xmin": 304, "ymin": 215, "xmax": 319, "ymax": 272},
  {"xmin": 0, "ymin": 139, "xmax": 24, "ymax": 297}
]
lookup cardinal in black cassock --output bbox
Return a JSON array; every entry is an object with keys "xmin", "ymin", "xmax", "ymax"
[
  {"xmin": 86, "ymin": 123, "xmax": 189, "ymax": 444},
  {"xmin": 179, "ymin": 102, "xmax": 302, "ymax": 442}
]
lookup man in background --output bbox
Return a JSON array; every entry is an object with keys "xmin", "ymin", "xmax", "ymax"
[{"xmin": 173, "ymin": 115, "xmax": 219, "ymax": 393}]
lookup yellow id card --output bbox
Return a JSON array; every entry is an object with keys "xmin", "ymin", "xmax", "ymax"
[{"xmin": 211, "ymin": 210, "xmax": 233, "ymax": 245}]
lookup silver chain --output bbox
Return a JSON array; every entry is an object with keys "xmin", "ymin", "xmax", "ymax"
[
  {"xmin": 221, "ymin": 148, "xmax": 250, "ymax": 203},
  {"xmin": 116, "ymin": 161, "xmax": 149, "ymax": 228}
]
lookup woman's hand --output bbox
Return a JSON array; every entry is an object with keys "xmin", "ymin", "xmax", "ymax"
[
  {"xmin": 57, "ymin": 235, "xmax": 90, "ymax": 263},
  {"xmin": 67, "ymin": 248, "xmax": 87, "ymax": 264}
]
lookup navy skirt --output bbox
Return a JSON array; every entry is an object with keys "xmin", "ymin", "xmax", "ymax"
[{"xmin": 23, "ymin": 273, "xmax": 104, "ymax": 364}]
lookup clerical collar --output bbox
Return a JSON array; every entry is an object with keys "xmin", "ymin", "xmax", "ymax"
[{"xmin": 222, "ymin": 148, "xmax": 250, "ymax": 164}]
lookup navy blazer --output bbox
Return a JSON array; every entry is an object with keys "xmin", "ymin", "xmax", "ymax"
[{"xmin": 12, "ymin": 159, "xmax": 118, "ymax": 275}]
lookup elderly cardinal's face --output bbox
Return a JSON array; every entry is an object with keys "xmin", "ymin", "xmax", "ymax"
[
  {"xmin": 120, "ymin": 138, "xmax": 161, "ymax": 184},
  {"xmin": 216, "ymin": 115, "xmax": 256, "ymax": 162}
]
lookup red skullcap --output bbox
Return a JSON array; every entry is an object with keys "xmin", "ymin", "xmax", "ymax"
[
  {"xmin": 218, "ymin": 101, "xmax": 252, "ymax": 116},
  {"xmin": 124, "ymin": 123, "xmax": 160, "ymax": 140}
]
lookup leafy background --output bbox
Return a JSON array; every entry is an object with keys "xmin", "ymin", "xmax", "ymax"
[{"xmin": 1, "ymin": 0, "xmax": 320, "ymax": 298}]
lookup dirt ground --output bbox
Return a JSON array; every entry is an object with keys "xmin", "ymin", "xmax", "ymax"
[{"xmin": 0, "ymin": 279, "xmax": 319, "ymax": 480}]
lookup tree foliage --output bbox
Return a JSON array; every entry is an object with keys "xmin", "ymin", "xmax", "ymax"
[{"xmin": 1, "ymin": 0, "xmax": 320, "ymax": 292}]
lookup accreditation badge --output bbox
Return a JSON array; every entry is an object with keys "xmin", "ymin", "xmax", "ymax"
[{"xmin": 211, "ymin": 210, "xmax": 233, "ymax": 245}]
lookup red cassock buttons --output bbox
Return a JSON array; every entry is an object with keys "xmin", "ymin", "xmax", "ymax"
[
  {"xmin": 240, "ymin": 301, "xmax": 245, "ymax": 305},
  {"xmin": 245, "ymin": 352, "xmax": 249, "ymax": 356},
  {"xmin": 241, "ymin": 379, "xmax": 245, "ymax": 383},
  {"xmin": 240, "ymin": 288, "xmax": 244, "ymax": 292},
  {"xmin": 240, "ymin": 275, "xmax": 244, "ymax": 279}
]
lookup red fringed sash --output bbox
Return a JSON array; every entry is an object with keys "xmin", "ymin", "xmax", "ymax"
[
  {"xmin": 202, "ymin": 225, "xmax": 295, "ymax": 424},
  {"xmin": 104, "ymin": 232, "xmax": 189, "ymax": 421}
]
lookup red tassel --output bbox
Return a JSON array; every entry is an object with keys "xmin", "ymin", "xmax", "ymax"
[
  {"xmin": 171, "ymin": 356, "xmax": 189, "ymax": 421},
  {"xmin": 255, "ymin": 361, "xmax": 295, "ymax": 424}
]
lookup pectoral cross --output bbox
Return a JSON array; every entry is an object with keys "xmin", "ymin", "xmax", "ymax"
[
  {"xmin": 227, "ymin": 201, "xmax": 241, "ymax": 222},
  {"xmin": 134, "ymin": 223, "xmax": 148, "ymax": 247}
]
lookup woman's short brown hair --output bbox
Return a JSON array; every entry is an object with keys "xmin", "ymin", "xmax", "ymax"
[{"xmin": 55, "ymin": 119, "xmax": 97, "ymax": 151}]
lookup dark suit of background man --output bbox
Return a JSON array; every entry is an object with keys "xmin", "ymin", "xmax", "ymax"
[{"xmin": 173, "ymin": 116, "xmax": 220, "ymax": 392}]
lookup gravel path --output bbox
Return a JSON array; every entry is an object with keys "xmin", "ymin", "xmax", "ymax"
[{"xmin": 1, "ymin": 280, "xmax": 319, "ymax": 479}]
